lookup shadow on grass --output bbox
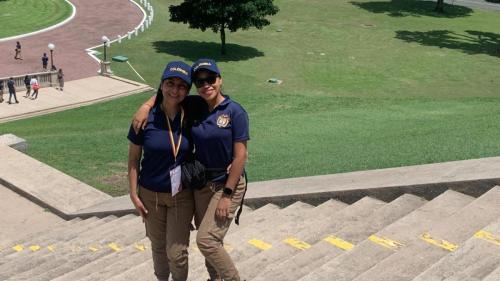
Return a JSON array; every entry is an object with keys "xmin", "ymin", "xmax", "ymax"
[
  {"xmin": 152, "ymin": 40, "xmax": 264, "ymax": 62},
  {"xmin": 351, "ymin": 0, "xmax": 473, "ymax": 18},
  {"xmin": 485, "ymin": 0, "xmax": 500, "ymax": 3},
  {"xmin": 396, "ymin": 30, "xmax": 500, "ymax": 57}
]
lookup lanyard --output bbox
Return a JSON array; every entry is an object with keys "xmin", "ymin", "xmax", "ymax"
[{"xmin": 165, "ymin": 107, "xmax": 184, "ymax": 162}]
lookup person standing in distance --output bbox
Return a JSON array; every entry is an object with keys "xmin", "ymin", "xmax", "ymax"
[
  {"xmin": 7, "ymin": 77, "xmax": 19, "ymax": 104},
  {"xmin": 42, "ymin": 53, "xmax": 49, "ymax": 71},
  {"xmin": 57, "ymin": 69, "xmax": 65, "ymax": 91},
  {"xmin": 14, "ymin": 42, "xmax": 22, "ymax": 60},
  {"xmin": 30, "ymin": 76, "xmax": 40, "ymax": 100},
  {"xmin": 128, "ymin": 61, "xmax": 195, "ymax": 281},
  {"xmin": 0, "ymin": 80, "xmax": 4, "ymax": 103},
  {"xmin": 24, "ymin": 75, "xmax": 31, "ymax": 98}
]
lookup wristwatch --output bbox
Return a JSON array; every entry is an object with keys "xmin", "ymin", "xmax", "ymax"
[{"xmin": 223, "ymin": 187, "xmax": 234, "ymax": 196}]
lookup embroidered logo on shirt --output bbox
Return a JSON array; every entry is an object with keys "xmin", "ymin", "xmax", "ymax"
[{"xmin": 216, "ymin": 114, "xmax": 231, "ymax": 128}]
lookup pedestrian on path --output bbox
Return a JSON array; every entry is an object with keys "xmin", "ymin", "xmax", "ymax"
[
  {"xmin": 42, "ymin": 53, "xmax": 49, "ymax": 70},
  {"xmin": 57, "ymin": 69, "xmax": 65, "ymax": 91},
  {"xmin": 128, "ymin": 61, "xmax": 195, "ymax": 281},
  {"xmin": 14, "ymin": 42, "xmax": 22, "ymax": 60},
  {"xmin": 30, "ymin": 76, "xmax": 39, "ymax": 99},
  {"xmin": 0, "ymin": 80, "xmax": 4, "ymax": 103},
  {"xmin": 7, "ymin": 77, "xmax": 19, "ymax": 104},
  {"xmin": 24, "ymin": 75, "xmax": 31, "ymax": 98}
]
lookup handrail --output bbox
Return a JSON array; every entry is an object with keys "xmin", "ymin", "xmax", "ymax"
[{"xmin": 0, "ymin": 71, "xmax": 58, "ymax": 88}]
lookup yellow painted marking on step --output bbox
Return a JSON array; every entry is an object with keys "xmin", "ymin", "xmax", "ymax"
[
  {"xmin": 134, "ymin": 243, "xmax": 146, "ymax": 252},
  {"xmin": 420, "ymin": 232, "xmax": 458, "ymax": 252},
  {"xmin": 12, "ymin": 244, "xmax": 24, "ymax": 252},
  {"xmin": 283, "ymin": 238, "xmax": 311, "ymax": 250},
  {"xmin": 89, "ymin": 245, "xmax": 101, "ymax": 252},
  {"xmin": 107, "ymin": 243, "xmax": 121, "ymax": 252},
  {"xmin": 224, "ymin": 244, "xmax": 234, "ymax": 253},
  {"xmin": 368, "ymin": 235, "xmax": 405, "ymax": 251},
  {"xmin": 323, "ymin": 236, "xmax": 355, "ymax": 251},
  {"xmin": 474, "ymin": 230, "xmax": 500, "ymax": 246},
  {"xmin": 29, "ymin": 245, "xmax": 41, "ymax": 252},
  {"xmin": 248, "ymin": 239, "xmax": 272, "ymax": 251},
  {"xmin": 47, "ymin": 245, "xmax": 55, "ymax": 252}
]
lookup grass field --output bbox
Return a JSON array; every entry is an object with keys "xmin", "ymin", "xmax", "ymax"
[
  {"xmin": 1, "ymin": 0, "xmax": 500, "ymax": 196},
  {"xmin": 0, "ymin": 0, "xmax": 72, "ymax": 38}
]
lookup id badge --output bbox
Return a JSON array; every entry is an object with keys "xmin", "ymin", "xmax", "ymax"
[{"xmin": 170, "ymin": 165, "xmax": 182, "ymax": 197}]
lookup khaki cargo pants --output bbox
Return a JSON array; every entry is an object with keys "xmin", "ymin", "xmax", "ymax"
[
  {"xmin": 194, "ymin": 175, "xmax": 246, "ymax": 281},
  {"xmin": 139, "ymin": 187, "xmax": 194, "ymax": 281}
]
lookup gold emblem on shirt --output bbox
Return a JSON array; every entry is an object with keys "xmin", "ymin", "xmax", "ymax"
[{"xmin": 216, "ymin": 114, "xmax": 231, "ymax": 128}]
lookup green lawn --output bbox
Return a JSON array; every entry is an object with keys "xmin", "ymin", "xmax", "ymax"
[
  {"xmin": 0, "ymin": 0, "xmax": 72, "ymax": 38},
  {"xmin": 1, "ymin": 0, "xmax": 500, "ymax": 196}
]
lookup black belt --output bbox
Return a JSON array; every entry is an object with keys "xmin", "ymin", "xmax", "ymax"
[{"xmin": 205, "ymin": 169, "xmax": 227, "ymax": 181}]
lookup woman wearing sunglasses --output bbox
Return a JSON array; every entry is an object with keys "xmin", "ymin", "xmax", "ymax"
[
  {"xmin": 133, "ymin": 58, "xmax": 249, "ymax": 281},
  {"xmin": 128, "ymin": 61, "xmax": 195, "ymax": 281}
]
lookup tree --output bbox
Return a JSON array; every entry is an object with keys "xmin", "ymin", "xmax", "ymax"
[
  {"xmin": 170, "ymin": 0, "xmax": 279, "ymax": 54},
  {"xmin": 435, "ymin": 0, "xmax": 445, "ymax": 13}
]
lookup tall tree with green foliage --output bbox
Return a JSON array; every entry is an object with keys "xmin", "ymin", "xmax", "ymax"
[
  {"xmin": 169, "ymin": 0, "xmax": 279, "ymax": 54},
  {"xmin": 435, "ymin": 0, "xmax": 445, "ymax": 13}
]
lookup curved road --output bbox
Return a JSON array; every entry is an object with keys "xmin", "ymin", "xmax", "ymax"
[{"xmin": 0, "ymin": 0, "xmax": 143, "ymax": 81}]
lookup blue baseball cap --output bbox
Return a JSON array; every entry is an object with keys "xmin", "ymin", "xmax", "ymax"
[
  {"xmin": 161, "ymin": 61, "xmax": 191, "ymax": 85},
  {"xmin": 192, "ymin": 58, "xmax": 221, "ymax": 76}
]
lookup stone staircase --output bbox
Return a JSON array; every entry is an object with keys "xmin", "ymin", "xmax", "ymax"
[{"xmin": 0, "ymin": 187, "xmax": 499, "ymax": 280}]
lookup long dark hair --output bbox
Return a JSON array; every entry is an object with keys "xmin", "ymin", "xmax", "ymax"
[{"xmin": 154, "ymin": 85, "xmax": 163, "ymax": 108}]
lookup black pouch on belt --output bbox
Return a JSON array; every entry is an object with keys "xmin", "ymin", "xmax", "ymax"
[{"xmin": 181, "ymin": 155, "xmax": 207, "ymax": 190}]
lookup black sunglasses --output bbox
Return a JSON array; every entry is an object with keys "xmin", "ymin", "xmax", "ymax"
[{"xmin": 194, "ymin": 75, "xmax": 218, "ymax": 88}]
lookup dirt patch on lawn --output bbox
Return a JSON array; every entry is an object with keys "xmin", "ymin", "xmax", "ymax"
[{"xmin": 100, "ymin": 162, "xmax": 129, "ymax": 196}]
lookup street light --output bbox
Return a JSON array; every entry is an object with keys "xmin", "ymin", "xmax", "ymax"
[
  {"xmin": 48, "ymin": 43, "xmax": 56, "ymax": 70},
  {"xmin": 101, "ymin": 36, "xmax": 110, "ymax": 62}
]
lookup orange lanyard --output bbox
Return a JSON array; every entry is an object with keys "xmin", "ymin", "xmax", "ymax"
[{"xmin": 165, "ymin": 107, "xmax": 184, "ymax": 162}]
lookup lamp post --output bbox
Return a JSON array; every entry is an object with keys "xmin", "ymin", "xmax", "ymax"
[
  {"xmin": 48, "ymin": 43, "xmax": 55, "ymax": 70},
  {"xmin": 100, "ymin": 36, "xmax": 112, "ymax": 76},
  {"xmin": 101, "ymin": 36, "xmax": 110, "ymax": 62}
]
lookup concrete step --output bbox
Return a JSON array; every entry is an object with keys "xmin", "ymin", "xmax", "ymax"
[
  {"xmin": 412, "ymin": 216, "xmax": 500, "ymax": 281},
  {"xmin": 215, "ymin": 203, "xmax": 279, "ymax": 237},
  {"xmin": 298, "ymin": 189, "xmax": 475, "ymax": 281},
  {"xmin": 0, "ymin": 215, "xmax": 132, "ymax": 279},
  {"xmin": 7, "ymin": 215, "xmax": 143, "ymax": 280},
  {"xmin": 0, "ymin": 216, "xmax": 111, "ymax": 263},
  {"xmin": 105, "ymin": 259, "xmax": 156, "ymax": 281},
  {"xmin": 229, "ymin": 200, "xmax": 344, "ymax": 262},
  {"xmin": 352, "ymin": 186, "xmax": 500, "ymax": 281},
  {"xmin": 49, "ymin": 204, "xmax": 264, "ymax": 281},
  {"xmin": 483, "ymin": 265, "xmax": 500, "ymax": 281},
  {"xmin": 51, "ymin": 238, "xmax": 150, "ymax": 281},
  {"xmin": 26, "ymin": 228, "xmax": 145, "ymax": 281},
  {"xmin": 253, "ymin": 194, "xmax": 427, "ymax": 281},
  {"xmin": 189, "ymin": 200, "xmax": 346, "ymax": 279},
  {"xmin": 57, "ymin": 238, "xmax": 151, "ymax": 281},
  {"xmin": 187, "ymin": 201, "xmax": 317, "ymax": 276},
  {"xmin": 0, "ymin": 217, "xmax": 82, "ymax": 258},
  {"xmin": 232, "ymin": 197, "xmax": 386, "ymax": 281}
]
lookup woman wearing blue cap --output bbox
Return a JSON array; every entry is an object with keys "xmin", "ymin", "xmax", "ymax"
[
  {"xmin": 133, "ymin": 58, "xmax": 250, "ymax": 281},
  {"xmin": 128, "ymin": 61, "xmax": 195, "ymax": 281}
]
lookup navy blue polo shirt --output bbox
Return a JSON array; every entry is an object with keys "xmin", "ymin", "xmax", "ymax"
[
  {"xmin": 189, "ymin": 95, "xmax": 250, "ymax": 182},
  {"xmin": 127, "ymin": 104, "xmax": 191, "ymax": 193}
]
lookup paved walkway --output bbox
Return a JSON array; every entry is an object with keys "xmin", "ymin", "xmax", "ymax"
[
  {"xmin": 0, "ymin": 75, "xmax": 151, "ymax": 124},
  {"xmin": 447, "ymin": 0, "xmax": 500, "ymax": 11},
  {"xmin": 0, "ymin": 0, "xmax": 143, "ymax": 81}
]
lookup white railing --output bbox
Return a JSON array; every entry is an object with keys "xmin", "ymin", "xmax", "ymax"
[{"xmin": 0, "ymin": 71, "xmax": 58, "ymax": 89}]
